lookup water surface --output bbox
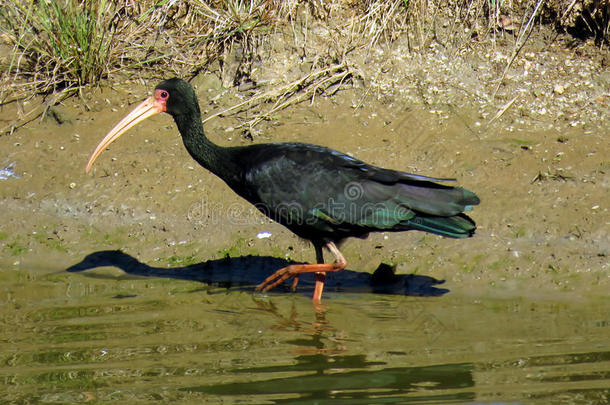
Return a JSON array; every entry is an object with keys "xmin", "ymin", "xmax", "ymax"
[{"xmin": 1, "ymin": 262, "xmax": 608, "ymax": 404}]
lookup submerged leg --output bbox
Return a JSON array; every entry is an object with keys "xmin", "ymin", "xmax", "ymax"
[
  {"xmin": 256, "ymin": 242, "xmax": 346, "ymax": 302},
  {"xmin": 313, "ymin": 244, "xmax": 325, "ymax": 303}
]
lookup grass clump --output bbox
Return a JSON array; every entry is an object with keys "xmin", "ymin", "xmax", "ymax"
[{"xmin": 1, "ymin": 0, "xmax": 117, "ymax": 97}]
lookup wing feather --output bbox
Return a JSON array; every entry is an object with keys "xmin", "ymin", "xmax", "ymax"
[{"xmin": 242, "ymin": 143, "xmax": 479, "ymax": 238}]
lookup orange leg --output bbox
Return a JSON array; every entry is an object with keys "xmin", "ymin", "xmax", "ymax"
[
  {"xmin": 256, "ymin": 242, "xmax": 346, "ymax": 303},
  {"xmin": 313, "ymin": 244, "xmax": 325, "ymax": 302},
  {"xmin": 313, "ymin": 272, "xmax": 326, "ymax": 302}
]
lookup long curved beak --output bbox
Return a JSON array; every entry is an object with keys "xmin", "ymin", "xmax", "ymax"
[{"xmin": 86, "ymin": 96, "xmax": 165, "ymax": 173}]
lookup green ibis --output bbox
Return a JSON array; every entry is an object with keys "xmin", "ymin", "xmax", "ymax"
[{"xmin": 86, "ymin": 78, "xmax": 479, "ymax": 303}]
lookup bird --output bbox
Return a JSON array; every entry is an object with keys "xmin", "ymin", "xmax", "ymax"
[{"xmin": 86, "ymin": 78, "xmax": 480, "ymax": 303}]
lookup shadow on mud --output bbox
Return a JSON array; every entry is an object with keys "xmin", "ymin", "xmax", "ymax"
[{"xmin": 66, "ymin": 250, "xmax": 449, "ymax": 297}]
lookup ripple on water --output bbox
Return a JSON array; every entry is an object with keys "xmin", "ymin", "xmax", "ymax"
[{"xmin": 0, "ymin": 269, "xmax": 608, "ymax": 404}]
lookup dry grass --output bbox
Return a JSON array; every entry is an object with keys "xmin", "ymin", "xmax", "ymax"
[
  {"xmin": 0, "ymin": 0, "xmax": 607, "ymax": 134},
  {"xmin": 202, "ymin": 62, "xmax": 352, "ymax": 130}
]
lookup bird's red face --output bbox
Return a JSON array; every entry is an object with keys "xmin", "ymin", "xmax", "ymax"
[{"xmin": 85, "ymin": 88, "xmax": 170, "ymax": 173}]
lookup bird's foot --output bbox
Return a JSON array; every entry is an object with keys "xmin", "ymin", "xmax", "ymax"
[
  {"xmin": 256, "ymin": 264, "xmax": 304, "ymax": 293},
  {"xmin": 255, "ymin": 263, "xmax": 343, "ymax": 294}
]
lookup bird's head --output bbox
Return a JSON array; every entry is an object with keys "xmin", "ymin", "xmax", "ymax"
[
  {"xmin": 85, "ymin": 78, "xmax": 198, "ymax": 173},
  {"xmin": 155, "ymin": 78, "xmax": 200, "ymax": 118}
]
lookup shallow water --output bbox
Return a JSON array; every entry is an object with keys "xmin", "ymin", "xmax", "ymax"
[
  {"xmin": 0, "ymin": 72, "xmax": 608, "ymax": 404},
  {"xmin": 1, "ymin": 262, "xmax": 608, "ymax": 404}
]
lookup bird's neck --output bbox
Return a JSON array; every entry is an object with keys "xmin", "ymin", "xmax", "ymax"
[{"xmin": 173, "ymin": 113, "xmax": 241, "ymax": 184}]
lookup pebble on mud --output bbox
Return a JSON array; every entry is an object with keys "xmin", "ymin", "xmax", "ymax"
[{"xmin": 553, "ymin": 84, "xmax": 566, "ymax": 94}]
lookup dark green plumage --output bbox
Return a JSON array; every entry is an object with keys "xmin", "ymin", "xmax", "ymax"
[
  {"xmin": 159, "ymin": 78, "xmax": 480, "ymax": 246},
  {"xmin": 235, "ymin": 143, "xmax": 479, "ymax": 243}
]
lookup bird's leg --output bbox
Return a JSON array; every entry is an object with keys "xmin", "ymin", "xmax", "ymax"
[
  {"xmin": 256, "ymin": 242, "xmax": 346, "ymax": 303},
  {"xmin": 290, "ymin": 243, "xmax": 324, "ymax": 291},
  {"xmin": 313, "ymin": 244, "xmax": 325, "ymax": 302}
]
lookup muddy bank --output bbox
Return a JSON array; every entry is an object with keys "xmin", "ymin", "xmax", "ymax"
[{"xmin": 0, "ymin": 28, "xmax": 608, "ymax": 301}]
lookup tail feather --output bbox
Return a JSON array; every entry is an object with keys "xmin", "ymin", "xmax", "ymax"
[
  {"xmin": 394, "ymin": 183, "xmax": 480, "ymax": 217},
  {"xmin": 400, "ymin": 213, "xmax": 476, "ymax": 238}
]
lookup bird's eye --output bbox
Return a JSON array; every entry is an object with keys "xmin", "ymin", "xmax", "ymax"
[{"xmin": 155, "ymin": 89, "xmax": 169, "ymax": 101}]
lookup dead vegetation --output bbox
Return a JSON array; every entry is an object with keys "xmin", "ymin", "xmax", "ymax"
[{"xmin": 0, "ymin": 0, "xmax": 608, "ymax": 134}]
